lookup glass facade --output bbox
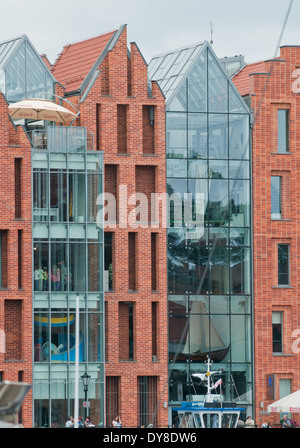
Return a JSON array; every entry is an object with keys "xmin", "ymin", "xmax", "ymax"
[
  {"xmin": 32, "ymin": 127, "xmax": 104, "ymax": 427},
  {"xmin": 0, "ymin": 35, "xmax": 54, "ymax": 102},
  {"xmin": 150, "ymin": 45, "xmax": 253, "ymax": 417}
]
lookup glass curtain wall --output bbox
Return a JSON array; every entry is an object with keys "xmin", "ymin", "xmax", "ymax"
[
  {"xmin": 32, "ymin": 128, "xmax": 104, "ymax": 428},
  {"xmin": 166, "ymin": 47, "xmax": 252, "ymax": 419},
  {"xmin": 3, "ymin": 37, "xmax": 54, "ymax": 102}
]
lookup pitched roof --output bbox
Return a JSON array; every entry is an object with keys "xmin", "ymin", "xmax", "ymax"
[
  {"xmin": 148, "ymin": 42, "xmax": 206, "ymax": 102},
  {"xmin": 232, "ymin": 60, "xmax": 267, "ymax": 96},
  {"xmin": 0, "ymin": 35, "xmax": 23, "ymax": 71},
  {"xmin": 51, "ymin": 30, "xmax": 117, "ymax": 93}
]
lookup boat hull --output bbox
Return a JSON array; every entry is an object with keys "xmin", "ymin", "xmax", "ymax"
[{"xmin": 170, "ymin": 345, "xmax": 229, "ymax": 362}]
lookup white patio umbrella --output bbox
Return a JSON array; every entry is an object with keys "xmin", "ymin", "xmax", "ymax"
[
  {"xmin": 267, "ymin": 390, "xmax": 300, "ymax": 413},
  {"xmin": 8, "ymin": 98, "xmax": 77, "ymax": 124}
]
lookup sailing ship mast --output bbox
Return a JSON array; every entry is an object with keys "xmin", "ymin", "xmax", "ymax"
[{"xmin": 204, "ymin": 356, "xmax": 223, "ymax": 405}]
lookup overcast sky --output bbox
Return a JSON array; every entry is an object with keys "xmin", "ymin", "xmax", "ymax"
[{"xmin": 0, "ymin": 0, "xmax": 298, "ymax": 65}]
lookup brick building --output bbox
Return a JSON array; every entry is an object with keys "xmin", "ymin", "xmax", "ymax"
[
  {"xmin": 0, "ymin": 25, "xmax": 255, "ymax": 428},
  {"xmin": 233, "ymin": 45, "xmax": 300, "ymax": 427}
]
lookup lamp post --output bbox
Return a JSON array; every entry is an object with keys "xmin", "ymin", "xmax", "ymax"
[{"xmin": 81, "ymin": 372, "xmax": 91, "ymax": 419}]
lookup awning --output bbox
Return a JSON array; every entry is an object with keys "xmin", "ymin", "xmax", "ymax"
[{"xmin": 267, "ymin": 390, "xmax": 300, "ymax": 413}]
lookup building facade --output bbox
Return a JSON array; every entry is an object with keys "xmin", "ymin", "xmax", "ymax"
[
  {"xmin": 149, "ymin": 42, "xmax": 253, "ymax": 421},
  {"xmin": 50, "ymin": 25, "xmax": 169, "ymax": 428},
  {"xmin": 0, "ymin": 26, "xmax": 256, "ymax": 428},
  {"xmin": 0, "ymin": 35, "xmax": 105, "ymax": 427},
  {"xmin": 233, "ymin": 45, "xmax": 300, "ymax": 426}
]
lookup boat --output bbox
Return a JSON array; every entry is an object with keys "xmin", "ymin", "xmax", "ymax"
[
  {"xmin": 172, "ymin": 357, "xmax": 244, "ymax": 428},
  {"xmin": 169, "ymin": 300, "xmax": 230, "ymax": 362}
]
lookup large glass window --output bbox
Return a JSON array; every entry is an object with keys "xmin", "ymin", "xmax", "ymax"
[
  {"xmin": 165, "ymin": 44, "xmax": 252, "ymax": 415},
  {"xmin": 166, "ymin": 113, "xmax": 187, "ymax": 159},
  {"xmin": 5, "ymin": 38, "xmax": 55, "ymax": 102}
]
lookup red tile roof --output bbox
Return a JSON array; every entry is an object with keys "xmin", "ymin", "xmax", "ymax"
[
  {"xmin": 52, "ymin": 30, "xmax": 117, "ymax": 93},
  {"xmin": 232, "ymin": 60, "xmax": 267, "ymax": 96}
]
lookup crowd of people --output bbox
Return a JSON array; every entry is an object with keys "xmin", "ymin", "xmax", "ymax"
[
  {"xmin": 65, "ymin": 415, "xmax": 122, "ymax": 428},
  {"xmin": 65, "ymin": 416, "xmax": 95, "ymax": 428},
  {"xmin": 34, "ymin": 262, "xmax": 69, "ymax": 292}
]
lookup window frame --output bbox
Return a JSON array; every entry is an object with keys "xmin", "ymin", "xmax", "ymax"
[
  {"xmin": 277, "ymin": 109, "xmax": 289, "ymax": 153},
  {"xmin": 272, "ymin": 311, "xmax": 283, "ymax": 354},
  {"xmin": 278, "ymin": 243, "xmax": 290, "ymax": 286}
]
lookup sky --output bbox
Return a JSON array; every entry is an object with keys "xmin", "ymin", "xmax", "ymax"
[{"xmin": 0, "ymin": 0, "xmax": 298, "ymax": 66}]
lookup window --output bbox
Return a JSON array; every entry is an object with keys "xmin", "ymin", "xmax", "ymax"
[
  {"xmin": 272, "ymin": 311, "xmax": 283, "ymax": 353},
  {"xmin": 152, "ymin": 302, "xmax": 158, "ymax": 360},
  {"xmin": 106, "ymin": 376, "xmax": 120, "ymax": 428},
  {"xmin": 0, "ymin": 230, "xmax": 8, "ymax": 288},
  {"xmin": 279, "ymin": 378, "xmax": 291, "ymax": 399},
  {"xmin": 278, "ymin": 244, "xmax": 289, "ymax": 285},
  {"xmin": 271, "ymin": 176, "xmax": 281, "ymax": 219},
  {"xmin": 5, "ymin": 300, "xmax": 22, "ymax": 360},
  {"xmin": 18, "ymin": 230, "xmax": 22, "ymax": 289},
  {"xmin": 128, "ymin": 233, "xmax": 137, "ymax": 291},
  {"xmin": 119, "ymin": 302, "xmax": 134, "ymax": 361},
  {"xmin": 138, "ymin": 376, "xmax": 158, "ymax": 427},
  {"xmin": 143, "ymin": 105, "xmax": 155, "ymax": 154},
  {"xmin": 117, "ymin": 104, "xmax": 128, "ymax": 154},
  {"xmin": 278, "ymin": 109, "xmax": 289, "ymax": 153},
  {"xmin": 15, "ymin": 158, "xmax": 22, "ymax": 218},
  {"xmin": 151, "ymin": 233, "xmax": 157, "ymax": 291},
  {"xmin": 104, "ymin": 233, "xmax": 113, "ymax": 291}
]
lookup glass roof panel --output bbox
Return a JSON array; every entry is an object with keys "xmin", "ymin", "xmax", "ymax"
[
  {"xmin": 229, "ymin": 83, "xmax": 248, "ymax": 113},
  {"xmin": 148, "ymin": 42, "xmax": 205, "ymax": 98},
  {"xmin": 0, "ymin": 35, "xmax": 55, "ymax": 102},
  {"xmin": 149, "ymin": 42, "xmax": 246, "ymax": 116},
  {"xmin": 208, "ymin": 48, "xmax": 228, "ymax": 113},
  {"xmin": 0, "ymin": 37, "xmax": 22, "ymax": 70}
]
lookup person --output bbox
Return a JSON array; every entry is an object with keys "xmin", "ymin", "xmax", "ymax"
[
  {"xmin": 38, "ymin": 266, "xmax": 44, "ymax": 291},
  {"xmin": 84, "ymin": 416, "xmax": 95, "ymax": 427},
  {"xmin": 261, "ymin": 422, "xmax": 271, "ymax": 428},
  {"xmin": 65, "ymin": 416, "xmax": 74, "ymax": 428},
  {"xmin": 43, "ymin": 268, "xmax": 48, "ymax": 291},
  {"xmin": 282, "ymin": 414, "xmax": 292, "ymax": 428},
  {"xmin": 237, "ymin": 417, "xmax": 245, "ymax": 427},
  {"xmin": 245, "ymin": 416, "xmax": 255, "ymax": 428},
  {"xmin": 34, "ymin": 267, "xmax": 39, "ymax": 291},
  {"xmin": 112, "ymin": 416, "xmax": 122, "ymax": 428},
  {"xmin": 78, "ymin": 416, "xmax": 85, "ymax": 428}
]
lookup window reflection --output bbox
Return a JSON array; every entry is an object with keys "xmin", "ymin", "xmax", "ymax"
[
  {"xmin": 207, "ymin": 179, "xmax": 229, "ymax": 226},
  {"xmin": 208, "ymin": 114, "xmax": 228, "ymax": 159},
  {"xmin": 188, "ymin": 113, "xmax": 207, "ymax": 159},
  {"xmin": 166, "ymin": 113, "xmax": 187, "ymax": 159},
  {"xmin": 34, "ymin": 310, "xmax": 87, "ymax": 362},
  {"xmin": 229, "ymin": 115, "xmax": 249, "ymax": 159}
]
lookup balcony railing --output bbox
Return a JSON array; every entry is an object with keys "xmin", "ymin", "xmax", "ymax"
[{"xmin": 30, "ymin": 126, "xmax": 94, "ymax": 152}]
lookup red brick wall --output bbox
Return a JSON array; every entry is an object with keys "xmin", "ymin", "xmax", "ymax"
[
  {"xmin": 234, "ymin": 46, "xmax": 300, "ymax": 426},
  {"xmin": 77, "ymin": 26, "xmax": 168, "ymax": 427},
  {"xmin": 0, "ymin": 93, "xmax": 33, "ymax": 427}
]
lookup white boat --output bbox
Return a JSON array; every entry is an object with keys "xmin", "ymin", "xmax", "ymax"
[{"xmin": 172, "ymin": 357, "xmax": 244, "ymax": 428}]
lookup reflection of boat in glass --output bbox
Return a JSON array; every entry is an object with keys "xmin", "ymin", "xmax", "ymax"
[
  {"xmin": 173, "ymin": 357, "xmax": 244, "ymax": 428},
  {"xmin": 169, "ymin": 301, "xmax": 229, "ymax": 362}
]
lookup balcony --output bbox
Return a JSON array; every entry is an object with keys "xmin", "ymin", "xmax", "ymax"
[{"xmin": 30, "ymin": 126, "xmax": 94, "ymax": 152}]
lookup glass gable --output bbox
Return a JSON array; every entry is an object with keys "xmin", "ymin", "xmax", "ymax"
[
  {"xmin": 149, "ymin": 41, "xmax": 252, "ymax": 419},
  {"xmin": 0, "ymin": 35, "xmax": 55, "ymax": 102}
]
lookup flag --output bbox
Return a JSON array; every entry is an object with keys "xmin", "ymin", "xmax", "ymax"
[{"xmin": 213, "ymin": 378, "xmax": 223, "ymax": 389}]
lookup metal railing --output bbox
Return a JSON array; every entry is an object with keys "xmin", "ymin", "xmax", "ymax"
[{"xmin": 30, "ymin": 126, "xmax": 94, "ymax": 152}]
